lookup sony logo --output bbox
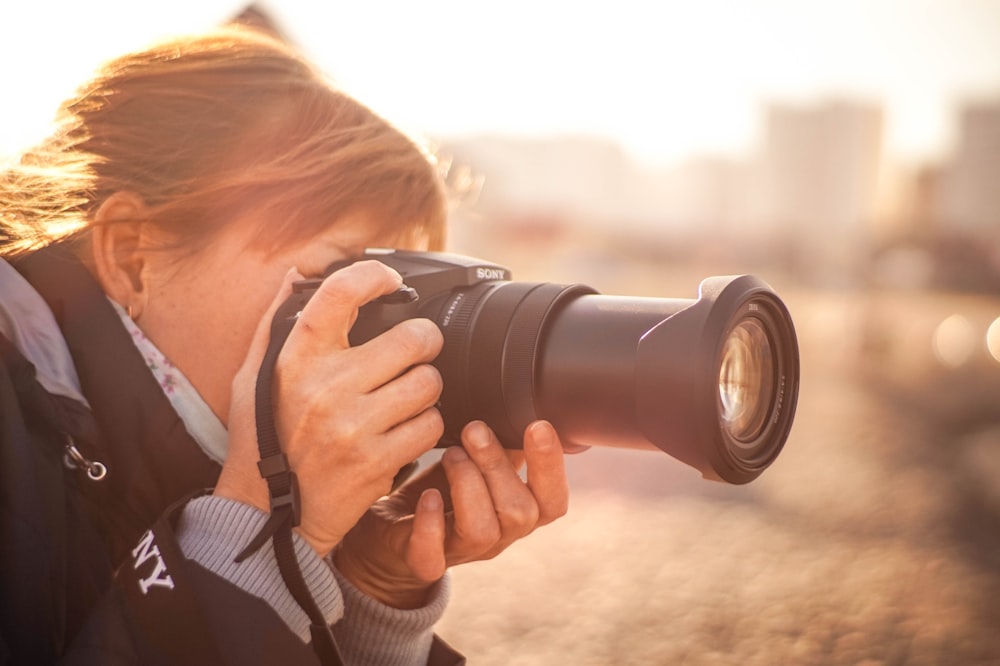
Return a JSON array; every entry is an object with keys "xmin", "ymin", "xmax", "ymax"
[{"xmin": 476, "ymin": 267, "xmax": 507, "ymax": 281}]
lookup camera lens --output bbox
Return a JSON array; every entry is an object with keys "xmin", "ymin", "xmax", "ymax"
[{"xmin": 718, "ymin": 317, "xmax": 775, "ymax": 443}]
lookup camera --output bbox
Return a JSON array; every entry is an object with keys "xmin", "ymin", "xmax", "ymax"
[{"xmin": 294, "ymin": 249, "xmax": 800, "ymax": 484}]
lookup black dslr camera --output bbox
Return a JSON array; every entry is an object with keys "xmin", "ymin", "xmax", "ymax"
[{"xmin": 293, "ymin": 249, "xmax": 799, "ymax": 484}]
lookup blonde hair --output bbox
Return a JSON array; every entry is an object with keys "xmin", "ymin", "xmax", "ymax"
[{"xmin": 0, "ymin": 26, "xmax": 447, "ymax": 257}]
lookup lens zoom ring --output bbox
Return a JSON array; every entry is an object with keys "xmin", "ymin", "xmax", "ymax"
[{"xmin": 502, "ymin": 283, "xmax": 597, "ymax": 443}]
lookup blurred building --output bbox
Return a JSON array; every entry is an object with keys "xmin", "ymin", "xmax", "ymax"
[
  {"xmin": 440, "ymin": 99, "xmax": 1000, "ymax": 294},
  {"xmin": 755, "ymin": 100, "xmax": 884, "ymax": 233},
  {"xmin": 938, "ymin": 100, "xmax": 1000, "ymax": 237},
  {"xmin": 443, "ymin": 134, "xmax": 762, "ymax": 239},
  {"xmin": 750, "ymin": 101, "xmax": 884, "ymax": 284},
  {"xmin": 867, "ymin": 101, "xmax": 1000, "ymax": 294}
]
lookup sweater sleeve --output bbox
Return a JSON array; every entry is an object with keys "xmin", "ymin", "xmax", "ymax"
[
  {"xmin": 176, "ymin": 495, "xmax": 456, "ymax": 666},
  {"xmin": 330, "ymin": 562, "xmax": 450, "ymax": 666},
  {"xmin": 176, "ymin": 495, "xmax": 343, "ymax": 641}
]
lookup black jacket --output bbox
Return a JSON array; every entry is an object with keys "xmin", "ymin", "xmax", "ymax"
[{"xmin": 0, "ymin": 245, "xmax": 463, "ymax": 665}]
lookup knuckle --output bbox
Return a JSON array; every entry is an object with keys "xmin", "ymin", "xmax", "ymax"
[
  {"xmin": 464, "ymin": 522, "xmax": 501, "ymax": 551},
  {"xmin": 498, "ymin": 499, "xmax": 539, "ymax": 532},
  {"xmin": 337, "ymin": 259, "xmax": 399, "ymax": 285},
  {"xmin": 358, "ymin": 259, "xmax": 402, "ymax": 283},
  {"xmin": 314, "ymin": 262, "xmax": 400, "ymax": 312},
  {"xmin": 410, "ymin": 364, "xmax": 443, "ymax": 399},
  {"xmin": 411, "ymin": 407, "xmax": 444, "ymax": 447},
  {"xmin": 329, "ymin": 411, "xmax": 364, "ymax": 444},
  {"xmin": 401, "ymin": 319, "xmax": 442, "ymax": 354},
  {"xmin": 423, "ymin": 407, "xmax": 445, "ymax": 439},
  {"xmin": 313, "ymin": 276, "xmax": 359, "ymax": 312},
  {"xmin": 393, "ymin": 324, "xmax": 431, "ymax": 359},
  {"xmin": 476, "ymin": 446, "xmax": 509, "ymax": 471}
]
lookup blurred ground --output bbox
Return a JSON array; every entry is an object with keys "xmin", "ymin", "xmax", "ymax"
[{"xmin": 436, "ymin": 242, "xmax": 1000, "ymax": 665}]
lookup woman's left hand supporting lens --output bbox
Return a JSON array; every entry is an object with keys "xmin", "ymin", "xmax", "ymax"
[{"xmin": 334, "ymin": 418, "xmax": 571, "ymax": 609}]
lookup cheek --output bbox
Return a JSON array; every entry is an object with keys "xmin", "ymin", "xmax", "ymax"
[
  {"xmin": 213, "ymin": 275, "xmax": 287, "ymax": 354},
  {"xmin": 165, "ymin": 268, "xmax": 278, "ymax": 370}
]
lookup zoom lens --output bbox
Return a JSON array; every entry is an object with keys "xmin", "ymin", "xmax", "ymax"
[{"xmin": 328, "ymin": 249, "xmax": 800, "ymax": 485}]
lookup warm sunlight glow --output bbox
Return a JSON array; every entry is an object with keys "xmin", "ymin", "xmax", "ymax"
[{"xmin": 3, "ymin": 0, "xmax": 1000, "ymax": 164}]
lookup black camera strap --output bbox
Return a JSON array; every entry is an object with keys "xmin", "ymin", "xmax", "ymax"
[{"xmin": 233, "ymin": 286, "xmax": 345, "ymax": 666}]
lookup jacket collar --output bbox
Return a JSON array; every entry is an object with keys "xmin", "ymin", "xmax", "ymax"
[
  {"xmin": 12, "ymin": 243, "xmax": 220, "ymax": 533},
  {"xmin": 0, "ymin": 257, "xmax": 89, "ymax": 407}
]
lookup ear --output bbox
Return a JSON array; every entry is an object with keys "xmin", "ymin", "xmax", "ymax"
[{"xmin": 89, "ymin": 192, "xmax": 152, "ymax": 319}]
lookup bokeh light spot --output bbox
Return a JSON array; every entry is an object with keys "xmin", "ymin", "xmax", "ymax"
[
  {"xmin": 932, "ymin": 314, "xmax": 975, "ymax": 368},
  {"xmin": 987, "ymin": 317, "xmax": 1000, "ymax": 364}
]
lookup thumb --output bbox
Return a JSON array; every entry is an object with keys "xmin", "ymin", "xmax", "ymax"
[{"xmin": 406, "ymin": 489, "xmax": 448, "ymax": 582}]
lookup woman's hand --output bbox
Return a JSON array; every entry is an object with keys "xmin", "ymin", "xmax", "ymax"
[
  {"xmin": 333, "ymin": 419, "xmax": 571, "ymax": 609},
  {"xmin": 215, "ymin": 261, "xmax": 446, "ymax": 557}
]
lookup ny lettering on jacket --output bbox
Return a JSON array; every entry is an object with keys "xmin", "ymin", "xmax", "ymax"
[{"xmin": 132, "ymin": 530, "xmax": 176, "ymax": 595}]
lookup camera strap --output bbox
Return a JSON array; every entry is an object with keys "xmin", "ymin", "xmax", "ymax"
[{"xmin": 233, "ymin": 287, "xmax": 345, "ymax": 666}]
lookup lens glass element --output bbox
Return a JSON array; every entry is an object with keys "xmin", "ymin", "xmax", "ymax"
[{"xmin": 718, "ymin": 317, "xmax": 775, "ymax": 442}]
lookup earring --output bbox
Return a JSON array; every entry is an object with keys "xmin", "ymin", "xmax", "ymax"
[{"xmin": 127, "ymin": 305, "xmax": 134, "ymax": 320}]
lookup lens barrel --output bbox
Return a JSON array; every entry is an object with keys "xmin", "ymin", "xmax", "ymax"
[{"xmin": 419, "ymin": 274, "xmax": 798, "ymax": 484}]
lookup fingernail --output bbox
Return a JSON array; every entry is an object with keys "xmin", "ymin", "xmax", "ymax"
[
  {"xmin": 466, "ymin": 421, "xmax": 491, "ymax": 449},
  {"xmin": 443, "ymin": 446, "xmax": 468, "ymax": 463},
  {"xmin": 420, "ymin": 489, "xmax": 443, "ymax": 512},
  {"xmin": 529, "ymin": 421, "xmax": 556, "ymax": 449}
]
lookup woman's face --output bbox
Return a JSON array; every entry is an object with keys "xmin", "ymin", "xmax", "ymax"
[{"xmin": 136, "ymin": 210, "xmax": 424, "ymax": 424}]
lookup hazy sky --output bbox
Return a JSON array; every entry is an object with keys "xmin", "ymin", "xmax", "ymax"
[{"xmin": 2, "ymin": 0, "xmax": 999, "ymax": 164}]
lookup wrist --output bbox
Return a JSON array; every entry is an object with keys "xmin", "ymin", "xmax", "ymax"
[
  {"xmin": 213, "ymin": 465, "xmax": 269, "ymax": 514},
  {"xmin": 333, "ymin": 546, "xmax": 435, "ymax": 610}
]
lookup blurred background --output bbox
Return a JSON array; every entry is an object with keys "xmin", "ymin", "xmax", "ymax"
[{"xmin": 3, "ymin": 1, "xmax": 999, "ymax": 663}]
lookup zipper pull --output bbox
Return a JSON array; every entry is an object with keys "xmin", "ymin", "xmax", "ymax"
[{"xmin": 63, "ymin": 436, "xmax": 108, "ymax": 482}]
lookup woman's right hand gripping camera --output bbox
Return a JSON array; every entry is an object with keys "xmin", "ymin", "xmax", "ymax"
[{"xmin": 215, "ymin": 259, "xmax": 571, "ymax": 609}]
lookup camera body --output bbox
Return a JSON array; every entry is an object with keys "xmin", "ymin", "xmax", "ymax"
[
  {"xmin": 293, "ymin": 249, "xmax": 800, "ymax": 484},
  {"xmin": 328, "ymin": 248, "xmax": 519, "ymax": 345},
  {"xmin": 295, "ymin": 249, "xmax": 591, "ymax": 451}
]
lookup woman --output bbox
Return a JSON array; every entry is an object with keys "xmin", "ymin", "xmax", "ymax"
[{"xmin": 0, "ymin": 26, "xmax": 570, "ymax": 665}]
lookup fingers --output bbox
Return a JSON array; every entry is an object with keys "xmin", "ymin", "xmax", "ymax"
[
  {"xmin": 437, "ymin": 420, "xmax": 570, "ymax": 561},
  {"xmin": 288, "ymin": 260, "xmax": 402, "ymax": 353},
  {"xmin": 259, "ymin": 261, "xmax": 445, "ymax": 556},
  {"xmin": 380, "ymin": 406, "xmax": 446, "ymax": 467},
  {"xmin": 337, "ymin": 421, "xmax": 570, "ymax": 601},
  {"xmin": 441, "ymin": 445, "xmax": 502, "ymax": 553},
  {"xmin": 352, "ymin": 319, "xmax": 443, "ymax": 393},
  {"xmin": 291, "ymin": 259, "xmax": 444, "ymax": 394},
  {"xmin": 461, "ymin": 422, "xmax": 540, "ymax": 537}
]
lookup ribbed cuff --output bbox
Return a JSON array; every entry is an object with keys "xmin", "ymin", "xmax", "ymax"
[
  {"xmin": 176, "ymin": 495, "xmax": 343, "ymax": 642},
  {"xmin": 330, "ymin": 564, "xmax": 450, "ymax": 666}
]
